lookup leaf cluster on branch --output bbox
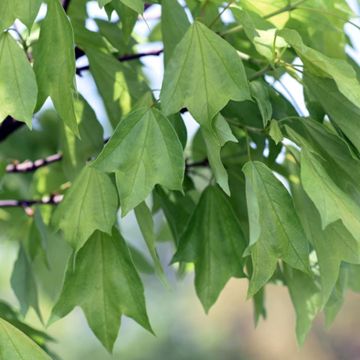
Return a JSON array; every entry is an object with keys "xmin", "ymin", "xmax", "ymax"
[{"xmin": 0, "ymin": 0, "xmax": 360, "ymax": 356}]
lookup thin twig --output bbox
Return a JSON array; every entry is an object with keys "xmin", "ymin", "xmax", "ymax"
[
  {"xmin": 186, "ymin": 159, "xmax": 209, "ymax": 170},
  {"xmin": 76, "ymin": 49, "xmax": 163, "ymax": 74}
]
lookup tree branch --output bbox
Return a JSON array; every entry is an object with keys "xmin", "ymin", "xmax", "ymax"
[
  {"xmin": 76, "ymin": 49, "xmax": 164, "ymax": 74},
  {"xmin": 0, "ymin": 194, "xmax": 64, "ymax": 208},
  {"xmin": 6, "ymin": 153, "xmax": 63, "ymax": 174},
  {"xmin": 0, "ymin": 117, "xmax": 25, "ymax": 142},
  {"xmin": 186, "ymin": 159, "xmax": 209, "ymax": 170},
  {"xmin": 62, "ymin": 0, "xmax": 71, "ymax": 12}
]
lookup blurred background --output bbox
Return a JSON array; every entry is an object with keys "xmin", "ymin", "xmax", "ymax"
[{"xmin": 1, "ymin": 0, "xmax": 360, "ymax": 359}]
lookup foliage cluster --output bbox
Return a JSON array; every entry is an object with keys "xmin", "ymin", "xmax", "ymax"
[{"xmin": 0, "ymin": 0, "xmax": 360, "ymax": 356}]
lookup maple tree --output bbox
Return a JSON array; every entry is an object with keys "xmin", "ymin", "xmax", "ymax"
[{"xmin": 0, "ymin": 0, "xmax": 360, "ymax": 357}]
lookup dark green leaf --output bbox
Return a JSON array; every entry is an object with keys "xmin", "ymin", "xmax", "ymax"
[{"xmin": 172, "ymin": 186, "xmax": 247, "ymax": 312}]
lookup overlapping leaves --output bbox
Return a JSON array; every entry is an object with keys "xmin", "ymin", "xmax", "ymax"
[{"xmin": 1, "ymin": 0, "xmax": 360, "ymax": 355}]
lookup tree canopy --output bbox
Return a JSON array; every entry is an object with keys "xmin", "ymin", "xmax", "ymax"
[{"xmin": 0, "ymin": 0, "xmax": 360, "ymax": 356}]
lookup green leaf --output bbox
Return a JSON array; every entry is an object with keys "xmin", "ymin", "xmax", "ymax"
[
  {"xmin": 202, "ymin": 114, "xmax": 237, "ymax": 194},
  {"xmin": 160, "ymin": 21, "xmax": 250, "ymax": 126},
  {"xmin": 250, "ymin": 80, "xmax": 272, "ymax": 127},
  {"xmin": 289, "ymin": 162, "xmax": 360, "ymax": 306},
  {"xmin": 107, "ymin": 1, "xmax": 138, "ymax": 41},
  {"xmin": 98, "ymin": 0, "xmax": 112, "ymax": 7},
  {"xmin": 10, "ymin": 246, "xmax": 42, "ymax": 321},
  {"xmin": 134, "ymin": 201, "xmax": 166, "ymax": 283},
  {"xmin": 269, "ymin": 119, "xmax": 283, "ymax": 144},
  {"xmin": 34, "ymin": 0, "xmax": 79, "ymax": 136},
  {"xmin": 243, "ymin": 161, "xmax": 310, "ymax": 297},
  {"xmin": 0, "ymin": 301, "xmax": 54, "ymax": 351},
  {"xmin": 283, "ymin": 118, "xmax": 360, "ymax": 198},
  {"xmin": 304, "ymin": 75, "xmax": 360, "ymax": 153},
  {"xmin": 252, "ymin": 287, "xmax": 266, "ymax": 326},
  {"xmin": 172, "ymin": 186, "xmax": 247, "ymax": 312},
  {"xmin": 100, "ymin": 0, "xmax": 144, "ymax": 14},
  {"xmin": 50, "ymin": 229, "xmax": 153, "ymax": 352},
  {"xmin": 87, "ymin": 49, "xmax": 149, "ymax": 127},
  {"xmin": 161, "ymin": 0, "xmax": 190, "ymax": 64},
  {"xmin": 28, "ymin": 209, "xmax": 50, "ymax": 267},
  {"xmin": 61, "ymin": 96, "xmax": 104, "ymax": 179},
  {"xmin": 119, "ymin": 0, "xmax": 144, "ymax": 14},
  {"xmin": 0, "ymin": 318, "xmax": 51, "ymax": 360},
  {"xmin": 300, "ymin": 149, "xmax": 360, "ymax": 243},
  {"xmin": 0, "ymin": 0, "xmax": 42, "ymax": 30},
  {"xmin": 280, "ymin": 29, "xmax": 360, "ymax": 108},
  {"xmin": 240, "ymin": 0, "xmax": 290, "ymax": 28},
  {"xmin": 324, "ymin": 265, "xmax": 348, "ymax": 327},
  {"xmin": 53, "ymin": 166, "xmax": 119, "ymax": 251},
  {"xmin": 93, "ymin": 107, "xmax": 184, "ymax": 215},
  {"xmin": 0, "ymin": 32, "xmax": 37, "ymax": 127},
  {"xmin": 284, "ymin": 265, "xmax": 322, "ymax": 345},
  {"xmin": 155, "ymin": 187, "xmax": 196, "ymax": 246},
  {"xmin": 231, "ymin": 7, "xmax": 287, "ymax": 62}
]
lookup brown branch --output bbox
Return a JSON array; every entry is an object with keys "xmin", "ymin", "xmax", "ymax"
[
  {"xmin": 6, "ymin": 153, "xmax": 63, "ymax": 174},
  {"xmin": 186, "ymin": 159, "xmax": 209, "ymax": 170},
  {"xmin": 76, "ymin": 49, "xmax": 164, "ymax": 74},
  {"xmin": 0, "ymin": 194, "xmax": 64, "ymax": 208},
  {"xmin": 6, "ymin": 137, "xmax": 110, "ymax": 174}
]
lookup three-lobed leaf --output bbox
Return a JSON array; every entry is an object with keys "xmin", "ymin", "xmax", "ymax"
[
  {"xmin": 160, "ymin": 20, "xmax": 251, "ymax": 126},
  {"xmin": 50, "ymin": 228, "xmax": 153, "ymax": 352},
  {"xmin": 93, "ymin": 106, "xmax": 185, "ymax": 215},
  {"xmin": 172, "ymin": 186, "xmax": 247, "ymax": 312}
]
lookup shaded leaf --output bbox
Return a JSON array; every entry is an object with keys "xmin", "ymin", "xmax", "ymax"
[
  {"xmin": 172, "ymin": 186, "xmax": 247, "ymax": 312},
  {"xmin": 305, "ymin": 75, "xmax": 360, "ymax": 153},
  {"xmin": 284, "ymin": 265, "xmax": 322, "ymax": 345},
  {"xmin": 61, "ymin": 96, "xmax": 104, "ymax": 179},
  {"xmin": 87, "ymin": 49, "xmax": 149, "ymax": 127},
  {"xmin": 202, "ymin": 114, "xmax": 237, "ymax": 194},
  {"xmin": 10, "ymin": 246, "xmax": 42, "ymax": 321},
  {"xmin": 134, "ymin": 201, "xmax": 166, "ymax": 283}
]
